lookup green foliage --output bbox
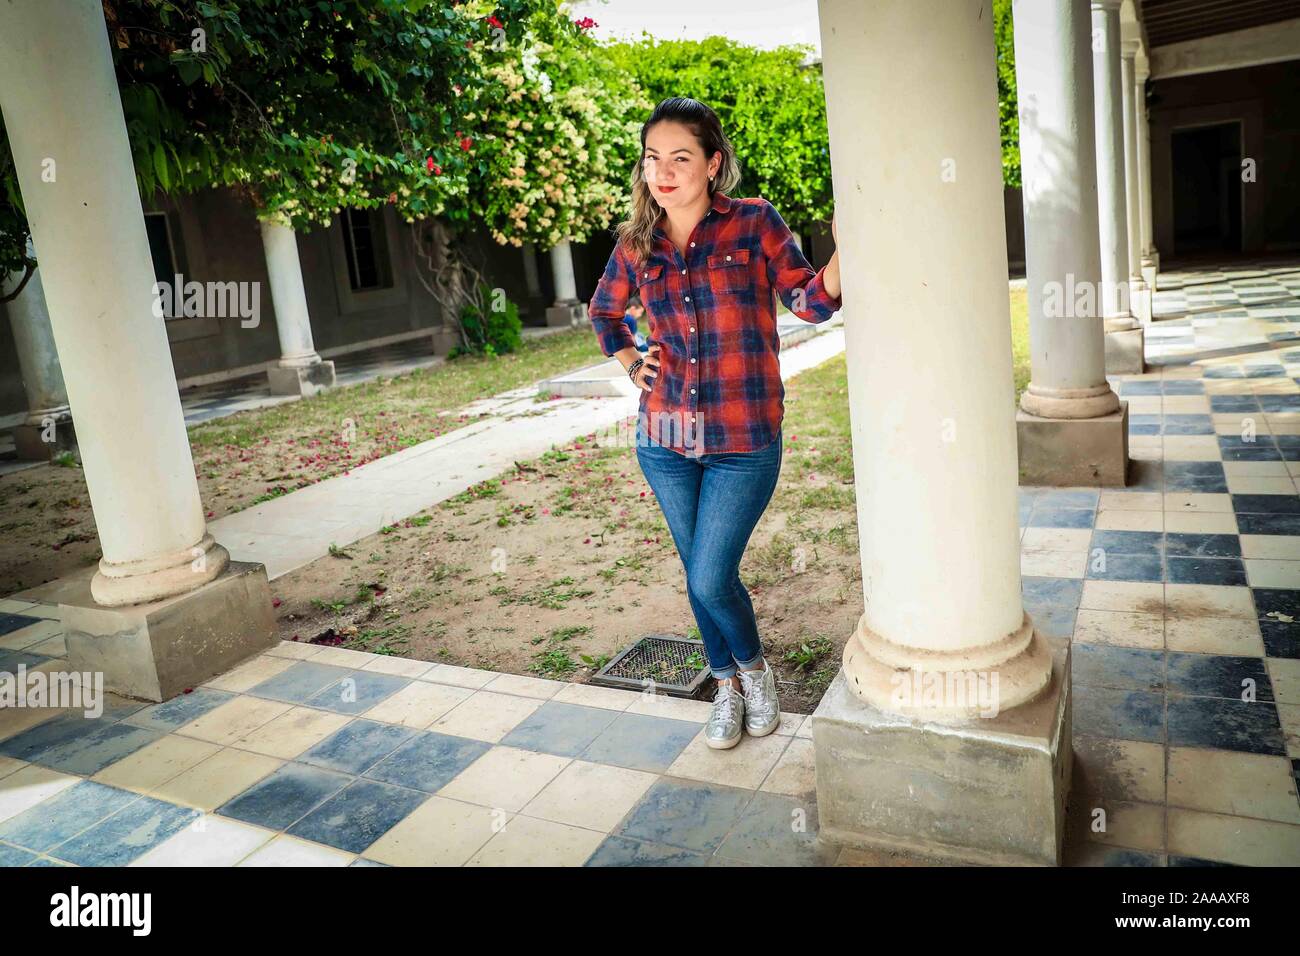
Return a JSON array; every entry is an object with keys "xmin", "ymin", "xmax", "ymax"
[
  {"xmin": 450, "ymin": 281, "xmax": 524, "ymax": 357},
  {"xmin": 606, "ymin": 35, "xmax": 833, "ymax": 232},
  {"xmin": 994, "ymin": 0, "xmax": 1021, "ymax": 188}
]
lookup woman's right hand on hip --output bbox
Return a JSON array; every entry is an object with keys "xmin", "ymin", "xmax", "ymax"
[{"xmin": 634, "ymin": 345, "xmax": 661, "ymax": 391}]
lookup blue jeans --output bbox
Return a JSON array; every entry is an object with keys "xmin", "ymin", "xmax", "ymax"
[{"xmin": 635, "ymin": 423, "xmax": 783, "ymax": 678}]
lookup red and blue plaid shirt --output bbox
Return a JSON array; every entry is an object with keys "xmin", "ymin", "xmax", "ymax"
[{"xmin": 587, "ymin": 192, "xmax": 841, "ymax": 456}]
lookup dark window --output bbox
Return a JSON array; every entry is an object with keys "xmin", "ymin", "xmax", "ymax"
[
  {"xmin": 144, "ymin": 212, "xmax": 179, "ymax": 318},
  {"xmin": 341, "ymin": 208, "xmax": 393, "ymax": 291}
]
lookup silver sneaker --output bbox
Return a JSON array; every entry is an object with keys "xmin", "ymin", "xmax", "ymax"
[
  {"xmin": 738, "ymin": 661, "xmax": 780, "ymax": 736},
  {"xmin": 705, "ymin": 682, "xmax": 746, "ymax": 750}
]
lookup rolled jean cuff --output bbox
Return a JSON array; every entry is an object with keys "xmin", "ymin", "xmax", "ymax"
[
  {"xmin": 736, "ymin": 651, "xmax": 765, "ymax": 671},
  {"xmin": 710, "ymin": 662, "xmax": 739, "ymax": 680}
]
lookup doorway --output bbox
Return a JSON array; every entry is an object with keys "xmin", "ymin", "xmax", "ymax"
[{"xmin": 1171, "ymin": 121, "xmax": 1243, "ymax": 255}]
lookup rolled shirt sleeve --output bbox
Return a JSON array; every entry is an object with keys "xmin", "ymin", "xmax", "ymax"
[
  {"xmin": 587, "ymin": 242, "xmax": 639, "ymax": 357},
  {"xmin": 760, "ymin": 198, "xmax": 842, "ymax": 324}
]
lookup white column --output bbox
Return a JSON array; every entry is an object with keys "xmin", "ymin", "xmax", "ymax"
[
  {"xmin": 1136, "ymin": 58, "xmax": 1159, "ymax": 283},
  {"xmin": 260, "ymin": 218, "xmax": 324, "ymax": 368},
  {"xmin": 1015, "ymin": 0, "xmax": 1121, "ymax": 421},
  {"xmin": 1120, "ymin": 39, "xmax": 1150, "ymax": 320},
  {"xmin": 4, "ymin": 241, "xmax": 71, "ymax": 426},
  {"xmin": 1092, "ymin": 1, "xmax": 1137, "ymax": 331},
  {"xmin": 548, "ymin": 239, "xmax": 578, "ymax": 303},
  {"xmin": 0, "ymin": 0, "xmax": 227, "ymax": 606},
  {"xmin": 823, "ymin": 0, "xmax": 1052, "ymax": 717}
]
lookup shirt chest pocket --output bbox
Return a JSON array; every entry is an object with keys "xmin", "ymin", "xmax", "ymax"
[
  {"xmin": 636, "ymin": 262, "xmax": 667, "ymax": 311},
  {"xmin": 706, "ymin": 247, "xmax": 752, "ymax": 295}
]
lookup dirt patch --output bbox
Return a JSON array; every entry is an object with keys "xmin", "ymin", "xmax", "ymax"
[{"xmin": 272, "ymin": 355, "xmax": 864, "ymax": 715}]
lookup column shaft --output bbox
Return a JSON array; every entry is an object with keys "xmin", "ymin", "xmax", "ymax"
[
  {"xmin": 822, "ymin": 0, "xmax": 1051, "ymax": 717},
  {"xmin": 4, "ymin": 246, "xmax": 71, "ymax": 424},
  {"xmin": 1120, "ymin": 46, "xmax": 1145, "ymax": 292},
  {"xmin": 1015, "ymin": 0, "xmax": 1120, "ymax": 420},
  {"xmin": 260, "ymin": 219, "xmax": 323, "ymax": 368},
  {"xmin": 0, "ymin": 0, "xmax": 226, "ymax": 605},
  {"xmin": 1136, "ymin": 63, "xmax": 1158, "ymax": 271},
  {"xmin": 1092, "ymin": 1, "xmax": 1136, "ymax": 330},
  {"xmin": 549, "ymin": 240, "xmax": 578, "ymax": 303}
]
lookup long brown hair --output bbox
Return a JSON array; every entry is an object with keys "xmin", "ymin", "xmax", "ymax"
[{"xmin": 614, "ymin": 97, "xmax": 742, "ymax": 270}]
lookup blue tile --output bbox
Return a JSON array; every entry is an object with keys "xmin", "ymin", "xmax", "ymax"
[
  {"xmin": 1165, "ymin": 533, "xmax": 1241, "ymax": 558},
  {"xmin": 1071, "ymin": 644, "xmax": 1164, "ymax": 692},
  {"xmin": 38, "ymin": 721, "xmax": 164, "ymax": 776},
  {"xmin": 0, "ymin": 649, "xmax": 52, "ymax": 672},
  {"xmin": 247, "ymin": 660, "xmax": 355, "ymax": 703},
  {"xmin": 1167, "ymin": 652, "xmax": 1273, "ymax": 702},
  {"xmin": 1168, "ymin": 855, "xmax": 1239, "ymax": 867},
  {"xmin": 1209, "ymin": 395, "xmax": 1259, "ymax": 412},
  {"xmin": 364, "ymin": 731, "xmax": 491, "ymax": 793},
  {"xmin": 216, "ymin": 762, "xmax": 352, "ymax": 831},
  {"xmin": 1035, "ymin": 489, "xmax": 1100, "ymax": 509},
  {"xmin": 303, "ymin": 671, "xmax": 411, "ymax": 715},
  {"xmin": 1071, "ymin": 686, "xmax": 1164, "ymax": 743},
  {"xmin": 0, "ymin": 781, "xmax": 138, "ymax": 852},
  {"xmin": 286, "ymin": 778, "xmax": 426, "ymax": 854},
  {"xmin": 1162, "ymin": 381, "xmax": 1205, "ymax": 395},
  {"xmin": 1021, "ymin": 576, "xmax": 1083, "ymax": 609},
  {"xmin": 0, "ymin": 712, "xmax": 90, "ymax": 763},
  {"xmin": 55, "ymin": 795, "xmax": 198, "ymax": 866},
  {"xmin": 1254, "ymin": 588, "xmax": 1300, "ymax": 621},
  {"xmin": 299, "ymin": 719, "xmax": 416, "ymax": 775},
  {"xmin": 500, "ymin": 702, "xmax": 621, "ymax": 758},
  {"xmin": 615, "ymin": 778, "xmax": 754, "ymax": 853},
  {"xmin": 1244, "ymin": 365, "xmax": 1286, "ymax": 378},
  {"xmin": 579, "ymin": 713, "xmax": 702, "ymax": 773},
  {"xmin": 715, "ymin": 792, "xmax": 836, "ymax": 866},
  {"xmin": 1232, "ymin": 494, "xmax": 1300, "ymax": 515},
  {"xmin": 1162, "ymin": 415, "xmax": 1215, "ymax": 436},
  {"xmin": 0, "ymin": 842, "xmax": 40, "ymax": 866},
  {"xmin": 1166, "ymin": 556, "xmax": 1247, "ymax": 586},
  {"xmin": 1238, "ymin": 512, "xmax": 1300, "ymax": 535},
  {"xmin": 1119, "ymin": 380, "xmax": 1163, "ymax": 395},
  {"xmin": 123, "ymin": 687, "xmax": 236, "ymax": 732},
  {"xmin": 349, "ymin": 858, "xmax": 389, "ymax": 867},
  {"xmin": 1218, "ymin": 436, "xmax": 1280, "ymax": 461},
  {"xmin": 1259, "ymin": 395, "xmax": 1300, "ymax": 412},
  {"xmin": 1086, "ymin": 552, "xmax": 1164, "ymax": 583},
  {"xmin": 1162, "ymin": 461, "xmax": 1228, "ymax": 493},
  {"xmin": 585, "ymin": 835, "xmax": 709, "ymax": 867},
  {"xmin": 1167, "ymin": 697, "xmax": 1286, "ymax": 755},
  {"xmin": 1202, "ymin": 366, "xmax": 1245, "ymax": 379},
  {"xmin": 0, "ymin": 613, "xmax": 42, "ymax": 637},
  {"xmin": 1090, "ymin": 530, "xmax": 1164, "ymax": 555},
  {"xmin": 1028, "ymin": 507, "xmax": 1095, "ymax": 529}
]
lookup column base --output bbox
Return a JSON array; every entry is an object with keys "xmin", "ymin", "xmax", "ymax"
[
  {"xmin": 59, "ymin": 559, "xmax": 277, "ymax": 702},
  {"xmin": 12, "ymin": 419, "xmax": 77, "ymax": 461},
  {"xmin": 430, "ymin": 326, "xmax": 459, "ymax": 356},
  {"xmin": 1104, "ymin": 327, "xmax": 1145, "ymax": 374},
  {"xmin": 546, "ymin": 302, "xmax": 587, "ymax": 328},
  {"xmin": 1141, "ymin": 258, "xmax": 1157, "ymax": 292},
  {"xmin": 1131, "ymin": 282, "xmax": 1152, "ymax": 323},
  {"xmin": 1017, "ymin": 403, "xmax": 1129, "ymax": 486},
  {"xmin": 267, "ymin": 360, "xmax": 336, "ymax": 397},
  {"xmin": 812, "ymin": 636, "xmax": 1072, "ymax": 866}
]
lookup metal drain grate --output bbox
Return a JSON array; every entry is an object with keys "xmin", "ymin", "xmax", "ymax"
[{"xmin": 589, "ymin": 634, "xmax": 710, "ymax": 698}]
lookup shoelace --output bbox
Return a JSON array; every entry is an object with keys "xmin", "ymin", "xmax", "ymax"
[{"xmin": 712, "ymin": 686, "xmax": 738, "ymax": 723}]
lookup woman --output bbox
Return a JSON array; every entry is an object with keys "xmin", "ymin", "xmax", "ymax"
[{"xmin": 587, "ymin": 97, "xmax": 842, "ymax": 749}]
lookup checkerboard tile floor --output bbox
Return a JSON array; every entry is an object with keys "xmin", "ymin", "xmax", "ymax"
[
  {"xmin": 1147, "ymin": 259, "xmax": 1300, "ymax": 362},
  {"xmin": 2, "ymin": 360, "xmax": 1299, "ymax": 867}
]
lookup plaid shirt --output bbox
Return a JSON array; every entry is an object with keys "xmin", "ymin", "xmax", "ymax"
[{"xmin": 587, "ymin": 192, "xmax": 841, "ymax": 456}]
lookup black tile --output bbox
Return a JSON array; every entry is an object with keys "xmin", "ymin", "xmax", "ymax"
[
  {"xmin": 0, "ymin": 614, "xmax": 42, "ymax": 637},
  {"xmin": 1254, "ymin": 588, "xmax": 1300, "ymax": 619},
  {"xmin": 1028, "ymin": 507, "xmax": 1096, "ymax": 529},
  {"xmin": 1090, "ymin": 530, "xmax": 1164, "ymax": 556},
  {"xmin": 1167, "ymin": 652, "xmax": 1273, "ymax": 701},
  {"xmin": 1237, "ymin": 513, "xmax": 1300, "ymax": 535},
  {"xmin": 1232, "ymin": 494, "xmax": 1300, "ymax": 515},
  {"xmin": 1085, "ymin": 552, "xmax": 1164, "ymax": 582},
  {"xmin": 1164, "ymin": 533, "xmax": 1242, "ymax": 558},
  {"xmin": 1166, "ymin": 556, "xmax": 1248, "ymax": 586},
  {"xmin": 1259, "ymin": 620, "xmax": 1299, "ymax": 659},
  {"xmin": 1072, "ymin": 686, "xmax": 1165, "ymax": 743},
  {"xmin": 1167, "ymin": 696, "xmax": 1287, "ymax": 755}
]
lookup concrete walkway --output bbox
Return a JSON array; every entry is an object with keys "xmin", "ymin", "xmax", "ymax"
[{"xmin": 212, "ymin": 319, "xmax": 847, "ymax": 580}]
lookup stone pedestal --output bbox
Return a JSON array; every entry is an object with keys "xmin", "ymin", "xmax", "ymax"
[
  {"xmin": 1105, "ymin": 327, "xmax": 1145, "ymax": 374},
  {"xmin": 546, "ymin": 302, "xmax": 587, "ymax": 328},
  {"xmin": 267, "ymin": 360, "xmax": 336, "ymax": 397},
  {"xmin": 60, "ymin": 560, "xmax": 277, "ymax": 702},
  {"xmin": 813, "ymin": 636, "xmax": 1072, "ymax": 866},
  {"xmin": 13, "ymin": 418, "xmax": 77, "ymax": 461},
  {"xmin": 1017, "ymin": 404, "xmax": 1129, "ymax": 486}
]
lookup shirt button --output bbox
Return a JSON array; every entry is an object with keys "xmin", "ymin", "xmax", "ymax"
[
  {"xmin": 689, "ymin": 327, "xmax": 695, "ymax": 332},
  {"xmin": 690, "ymin": 417, "xmax": 696, "ymax": 423},
  {"xmin": 690, "ymin": 388, "xmax": 696, "ymax": 394},
  {"xmin": 643, "ymin": 271, "xmax": 647, "ymax": 278},
  {"xmin": 684, "ymin": 296, "xmax": 690, "ymax": 302},
  {"xmin": 690, "ymin": 358, "xmax": 696, "ymax": 364},
  {"xmin": 680, "ymin": 269, "xmax": 686, "ymax": 275},
  {"xmin": 725, "ymin": 255, "xmax": 732, "ymax": 261},
  {"xmin": 690, "ymin": 242, "xmax": 695, "ymax": 247}
]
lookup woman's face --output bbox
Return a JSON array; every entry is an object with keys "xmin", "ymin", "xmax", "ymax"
[{"xmin": 642, "ymin": 121, "xmax": 720, "ymax": 211}]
